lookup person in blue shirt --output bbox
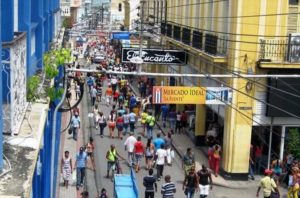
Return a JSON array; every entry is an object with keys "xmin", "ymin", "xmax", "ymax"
[
  {"xmin": 130, "ymin": 95, "xmax": 137, "ymax": 111},
  {"xmin": 129, "ymin": 111, "xmax": 136, "ymax": 132},
  {"xmin": 74, "ymin": 147, "xmax": 87, "ymax": 190},
  {"xmin": 161, "ymin": 105, "xmax": 169, "ymax": 127},
  {"xmin": 153, "ymin": 132, "xmax": 165, "ymax": 151}
]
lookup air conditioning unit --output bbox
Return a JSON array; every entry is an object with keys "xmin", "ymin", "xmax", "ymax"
[{"xmin": 288, "ymin": 33, "xmax": 300, "ymax": 63}]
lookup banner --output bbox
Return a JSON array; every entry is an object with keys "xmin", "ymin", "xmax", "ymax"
[
  {"xmin": 112, "ymin": 32, "xmax": 130, "ymax": 40},
  {"xmin": 122, "ymin": 48, "xmax": 187, "ymax": 64},
  {"xmin": 153, "ymin": 86, "xmax": 206, "ymax": 104}
]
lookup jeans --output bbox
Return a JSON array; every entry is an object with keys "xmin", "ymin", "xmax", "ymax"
[
  {"xmin": 127, "ymin": 152, "xmax": 134, "ymax": 166},
  {"xmin": 145, "ymin": 191, "xmax": 154, "ymax": 198},
  {"xmin": 147, "ymin": 126, "xmax": 154, "ymax": 139},
  {"xmin": 123, "ymin": 123, "xmax": 129, "ymax": 134},
  {"xmin": 156, "ymin": 164, "xmax": 164, "ymax": 179},
  {"xmin": 91, "ymin": 96, "xmax": 96, "ymax": 106},
  {"xmin": 249, "ymin": 162, "xmax": 255, "ymax": 178},
  {"xmin": 99, "ymin": 123, "xmax": 105, "ymax": 136},
  {"xmin": 72, "ymin": 127, "xmax": 79, "ymax": 140},
  {"xmin": 129, "ymin": 122, "xmax": 135, "ymax": 132},
  {"xmin": 185, "ymin": 187, "xmax": 195, "ymax": 198},
  {"xmin": 76, "ymin": 167, "xmax": 85, "ymax": 187},
  {"xmin": 255, "ymin": 156, "xmax": 262, "ymax": 174},
  {"xmin": 169, "ymin": 119, "xmax": 176, "ymax": 131}
]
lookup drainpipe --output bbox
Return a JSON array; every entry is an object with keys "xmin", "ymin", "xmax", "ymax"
[{"xmin": 50, "ymin": 70, "xmax": 67, "ymax": 198}]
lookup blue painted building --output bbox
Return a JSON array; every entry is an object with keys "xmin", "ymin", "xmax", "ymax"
[{"xmin": 1, "ymin": 0, "xmax": 63, "ymax": 197}]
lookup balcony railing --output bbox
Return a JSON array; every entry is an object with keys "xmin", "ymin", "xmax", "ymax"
[
  {"xmin": 162, "ymin": 22, "xmax": 228, "ymax": 57},
  {"xmin": 259, "ymin": 37, "xmax": 300, "ymax": 63}
]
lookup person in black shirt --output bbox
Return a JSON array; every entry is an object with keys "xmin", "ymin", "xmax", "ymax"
[
  {"xmin": 197, "ymin": 165, "xmax": 213, "ymax": 198},
  {"xmin": 143, "ymin": 169, "xmax": 157, "ymax": 198},
  {"xmin": 183, "ymin": 166, "xmax": 199, "ymax": 198}
]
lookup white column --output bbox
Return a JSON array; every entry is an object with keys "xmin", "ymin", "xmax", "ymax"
[{"xmin": 279, "ymin": 126, "xmax": 286, "ymax": 161}]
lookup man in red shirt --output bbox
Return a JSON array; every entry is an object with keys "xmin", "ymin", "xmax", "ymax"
[{"xmin": 134, "ymin": 136, "xmax": 144, "ymax": 173}]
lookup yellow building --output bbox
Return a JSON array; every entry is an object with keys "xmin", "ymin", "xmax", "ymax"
[{"xmin": 143, "ymin": 0, "xmax": 300, "ymax": 180}]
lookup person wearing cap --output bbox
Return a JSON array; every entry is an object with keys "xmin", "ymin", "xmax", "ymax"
[
  {"xmin": 74, "ymin": 147, "xmax": 88, "ymax": 190},
  {"xmin": 71, "ymin": 111, "xmax": 81, "ymax": 141},
  {"xmin": 256, "ymin": 169, "xmax": 279, "ymax": 198}
]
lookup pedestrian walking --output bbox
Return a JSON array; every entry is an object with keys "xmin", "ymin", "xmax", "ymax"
[
  {"xmin": 145, "ymin": 138, "xmax": 155, "ymax": 170},
  {"xmin": 287, "ymin": 166, "xmax": 299, "ymax": 198},
  {"xmin": 105, "ymin": 85, "xmax": 113, "ymax": 106},
  {"xmin": 197, "ymin": 165, "xmax": 213, "ymax": 198},
  {"xmin": 108, "ymin": 110, "xmax": 116, "ymax": 138},
  {"xmin": 155, "ymin": 144, "xmax": 167, "ymax": 181},
  {"xmin": 61, "ymin": 151, "xmax": 73, "ymax": 188},
  {"xmin": 97, "ymin": 112, "xmax": 106, "ymax": 138},
  {"xmin": 123, "ymin": 110, "xmax": 130, "ymax": 135},
  {"xmin": 75, "ymin": 82, "xmax": 81, "ymax": 100},
  {"xmin": 134, "ymin": 136, "xmax": 145, "ymax": 173},
  {"xmin": 153, "ymin": 132, "xmax": 165, "ymax": 151},
  {"xmin": 183, "ymin": 148, "xmax": 195, "ymax": 176},
  {"xmin": 90, "ymin": 86, "xmax": 97, "ymax": 106},
  {"xmin": 99, "ymin": 188, "xmax": 108, "ymax": 198},
  {"xmin": 86, "ymin": 137, "xmax": 95, "ymax": 170},
  {"xmin": 183, "ymin": 166, "xmax": 199, "ymax": 198},
  {"xmin": 116, "ymin": 112, "xmax": 124, "ymax": 139},
  {"xmin": 161, "ymin": 104, "xmax": 169, "ymax": 127},
  {"xmin": 106, "ymin": 144, "xmax": 125, "ymax": 179},
  {"xmin": 145, "ymin": 112, "xmax": 156, "ymax": 139},
  {"xmin": 71, "ymin": 112, "xmax": 81, "ymax": 141},
  {"xmin": 93, "ymin": 104, "xmax": 99, "ymax": 129},
  {"xmin": 175, "ymin": 111, "xmax": 181, "ymax": 134},
  {"xmin": 124, "ymin": 132, "xmax": 137, "ymax": 167},
  {"xmin": 164, "ymin": 132, "xmax": 173, "ymax": 166},
  {"xmin": 140, "ymin": 110, "xmax": 148, "ymax": 136},
  {"xmin": 143, "ymin": 169, "xmax": 157, "ymax": 198},
  {"xmin": 256, "ymin": 169, "xmax": 279, "ymax": 198},
  {"xmin": 74, "ymin": 147, "xmax": 88, "ymax": 190},
  {"xmin": 129, "ymin": 110, "xmax": 136, "ymax": 133},
  {"xmin": 161, "ymin": 175, "xmax": 176, "ymax": 198},
  {"xmin": 212, "ymin": 144, "xmax": 221, "ymax": 177},
  {"xmin": 180, "ymin": 111, "xmax": 188, "ymax": 134},
  {"xmin": 168, "ymin": 109, "xmax": 176, "ymax": 131}
]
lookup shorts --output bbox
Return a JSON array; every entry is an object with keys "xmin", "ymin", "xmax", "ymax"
[
  {"xmin": 107, "ymin": 161, "xmax": 116, "ymax": 171},
  {"xmin": 87, "ymin": 152, "xmax": 93, "ymax": 157},
  {"xmin": 145, "ymin": 155, "xmax": 153, "ymax": 160},
  {"xmin": 135, "ymin": 153, "xmax": 143, "ymax": 163},
  {"xmin": 199, "ymin": 184, "xmax": 210, "ymax": 195},
  {"xmin": 117, "ymin": 124, "xmax": 123, "ymax": 131}
]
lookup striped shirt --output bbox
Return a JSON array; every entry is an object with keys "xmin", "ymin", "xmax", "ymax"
[{"xmin": 161, "ymin": 182, "xmax": 176, "ymax": 198}]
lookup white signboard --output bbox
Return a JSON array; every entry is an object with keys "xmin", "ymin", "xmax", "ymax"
[
  {"xmin": 61, "ymin": 6, "xmax": 71, "ymax": 17},
  {"xmin": 206, "ymin": 87, "xmax": 232, "ymax": 105}
]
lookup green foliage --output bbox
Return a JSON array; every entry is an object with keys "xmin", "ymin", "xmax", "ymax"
[
  {"xmin": 286, "ymin": 128, "xmax": 300, "ymax": 159},
  {"xmin": 27, "ymin": 75, "xmax": 41, "ymax": 102},
  {"xmin": 46, "ymin": 87, "xmax": 64, "ymax": 102}
]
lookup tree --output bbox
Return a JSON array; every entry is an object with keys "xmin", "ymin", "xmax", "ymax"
[{"xmin": 286, "ymin": 128, "xmax": 300, "ymax": 159}]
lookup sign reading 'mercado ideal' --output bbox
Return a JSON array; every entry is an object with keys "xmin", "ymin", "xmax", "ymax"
[
  {"xmin": 153, "ymin": 86, "xmax": 206, "ymax": 104},
  {"xmin": 121, "ymin": 48, "xmax": 187, "ymax": 64}
]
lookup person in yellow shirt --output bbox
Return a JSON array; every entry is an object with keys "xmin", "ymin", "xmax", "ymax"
[
  {"xmin": 140, "ymin": 111, "xmax": 148, "ymax": 136},
  {"xmin": 256, "ymin": 169, "xmax": 279, "ymax": 198}
]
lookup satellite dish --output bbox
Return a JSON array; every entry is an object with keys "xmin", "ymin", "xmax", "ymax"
[{"xmin": 289, "ymin": 33, "xmax": 300, "ymax": 63}]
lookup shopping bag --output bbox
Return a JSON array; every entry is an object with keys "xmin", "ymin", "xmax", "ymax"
[
  {"xmin": 68, "ymin": 127, "xmax": 73, "ymax": 135},
  {"xmin": 170, "ymin": 150, "xmax": 175, "ymax": 158},
  {"xmin": 72, "ymin": 171, "xmax": 77, "ymax": 184}
]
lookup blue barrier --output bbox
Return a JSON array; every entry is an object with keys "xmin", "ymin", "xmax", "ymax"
[{"xmin": 114, "ymin": 168, "xmax": 139, "ymax": 198}]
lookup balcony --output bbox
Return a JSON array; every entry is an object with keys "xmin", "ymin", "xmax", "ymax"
[{"xmin": 259, "ymin": 36, "xmax": 300, "ymax": 68}]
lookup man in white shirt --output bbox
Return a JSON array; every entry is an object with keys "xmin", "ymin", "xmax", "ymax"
[
  {"xmin": 90, "ymin": 86, "xmax": 97, "ymax": 106},
  {"xmin": 155, "ymin": 144, "xmax": 167, "ymax": 181},
  {"xmin": 124, "ymin": 132, "xmax": 137, "ymax": 166}
]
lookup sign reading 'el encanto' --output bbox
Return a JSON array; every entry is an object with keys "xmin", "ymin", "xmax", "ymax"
[{"xmin": 153, "ymin": 86, "xmax": 206, "ymax": 104}]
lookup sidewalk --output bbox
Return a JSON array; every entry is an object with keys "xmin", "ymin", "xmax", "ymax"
[{"xmin": 129, "ymin": 80, "xmax": 260, "ymax": 189}]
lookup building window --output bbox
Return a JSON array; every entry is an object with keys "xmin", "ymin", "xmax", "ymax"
[
  {"xmin": 118, "ymin": 3, "xmax": 122, "ymax": 12},
  {"xmin": 173, "ymin": 25, "xmax": 181, "ymax": 41},
  {"xmin": 182, "ymin": 28, "xmax": 191, "ymax": 45},
  {"xmin": 192, "ymin": 31, "xmax": 203, "ymax": 49},
  {"xmin": 289, "ymin": 0, "xmax": 299, "ymax": 5},
  {"xmin": 166, "ymin": 24, "xmax": 172, "ymax": 37},
  {"xmin": 205, "ymin": 33, "xmax": 218, "ymax": 55}
]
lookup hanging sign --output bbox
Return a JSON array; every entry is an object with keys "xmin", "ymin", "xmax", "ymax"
[
  {"xmin": 153, "ymin": 86, "xmax": 206, "ymax": 104},
  {"xmin": 121, "ymin": 48, "xmax": 187, "ymax": 64}
]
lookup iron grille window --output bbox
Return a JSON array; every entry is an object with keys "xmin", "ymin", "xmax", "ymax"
[
  {"xmin": 173, "ymin": 25, "xmax": 181, "ymax": 41},
  {"xmin": 161, "ymin": 22, "xmax": 166, "ymax": 35},
  {"xmin": 192, "ymin": 31, "xmax": 203, "ymax": 49},
  {"xmin": 182, "ymin": 28, "xmax": 191, "ymax": 45},
  {"xmin": 166, "ymin": 24, "xmax": 172, "ymax": 37},
  {"xmin": 205, "ymin": 34, "xmax": 218, "ymax": 55}
]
